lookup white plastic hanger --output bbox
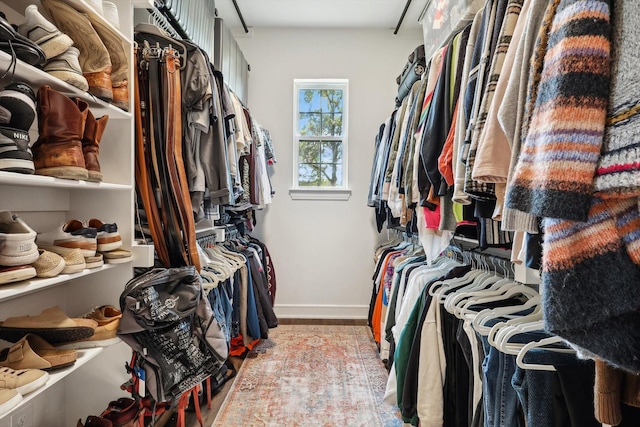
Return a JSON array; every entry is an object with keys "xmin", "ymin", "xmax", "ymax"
[{"xmin": 516, "ymin": 336, "xmax": 574, "ymax": 371}]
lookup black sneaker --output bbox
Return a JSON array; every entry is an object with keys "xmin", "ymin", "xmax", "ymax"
[{"xmin": 0, "ymin": 82, "xmax": 36, "ymax": 174}]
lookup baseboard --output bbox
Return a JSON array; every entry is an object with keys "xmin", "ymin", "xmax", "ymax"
[{"xmin": 274, "ymin": 304, "xmax": 369, "ymax": 319}]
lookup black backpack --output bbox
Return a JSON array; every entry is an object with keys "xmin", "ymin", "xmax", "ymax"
[{"xmin": 117, "ymin": 266, "xmax": 228, "ymax": 404}]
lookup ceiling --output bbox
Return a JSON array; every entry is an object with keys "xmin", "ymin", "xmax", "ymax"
[{"xmin": 214, "ymin": 0, "xmax": 427, "ymax": 35}]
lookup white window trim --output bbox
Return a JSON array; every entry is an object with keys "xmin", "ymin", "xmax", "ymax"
[{"xmin": 291, "ymin": 79, "xmax": 351, "ymax": 201}]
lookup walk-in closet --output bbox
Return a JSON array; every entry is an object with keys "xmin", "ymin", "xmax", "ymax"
[{"xmin": 0, "ymin": 0, "xmax": 637, "ymax": 426}]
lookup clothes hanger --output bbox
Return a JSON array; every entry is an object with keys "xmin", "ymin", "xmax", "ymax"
[
  {"xmin": 475, "ymin": 295, "xmax": 542, "ymax": 337},
  {"xmin": 515, "ymin": 336, "xmax": 574, "ymax": 371},
  {"xmin": 456, "ymin": 283, "xmax": 539, "ymax": 319},
  {"xmin": 134, "ymin": 22, "xmax": 187, "ymax": 70}
]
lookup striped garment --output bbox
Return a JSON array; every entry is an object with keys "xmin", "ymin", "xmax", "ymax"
[
  {"xmin": 593, "ymin": 1, "xmax": 640, "ymax": 197},
  {"xmin": 505, "ymin": 0, "xmax": 611, "ymax": 222},
  {"xmin": 542, "ymin": 195, "xmax": 640, "ymax": 373}
]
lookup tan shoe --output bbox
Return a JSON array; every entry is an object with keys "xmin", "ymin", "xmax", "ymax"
[
  {"xmin": 40, "ymin": 0, "xmax": 113, "ymax": 101},
  {"xmin": 84, "ymin": 253, "xmax": 104, "ymax": 269},
  {"xmin": 56, "ymin": 305, "xmax": 120, "ymax": 349},
  {"xmin": 0, "ymin": 388, "xmax": 22, "ymax": 414},
  {"xmin": 80, "ymin": 109, "xmax": 109, "ymax": 182},
  {"xmin": 0, "ymin": 367, "xmax": 49, "ymax": 395},
  {"xmin": 0, "ymin": 306, "xmax": 96, "ymax": 344},
  {"xmin": 62, "ymin": 248, "xmax": 86, "ymax": 274},
  {"xmin": 33, "ymin": 249, "xmax": 65, "ymax": 278},
  {"xmin": 0, "ymin": 333, "xmax": 76, "ymax": 370},
  {"xmin": 101, "ymin": 248, "xmax": 131, "ymax": 264}
]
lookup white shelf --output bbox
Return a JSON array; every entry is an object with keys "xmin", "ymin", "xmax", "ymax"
[
  {"xmin": 0, "ymin": 52, "xmax": 131, "ymax": 120},
  {"xmin": 0, "ymin": 264, "xmax": 123, "ymax": 304},
  {"xmin": 0, "ymin": 172, "xmax": 132, "ymax": 190},
  {"xmin": 0, "ymin": 344, "xmax": 117, "ymax": 418}
]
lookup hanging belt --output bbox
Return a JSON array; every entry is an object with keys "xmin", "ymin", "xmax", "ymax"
[
  {"xmin": 162, "ymin": 48, "xmax": 201, "ymax": 270},
  {"xmin": 134, "ymin": 44, "xmax": 170, "ymax": 266}
]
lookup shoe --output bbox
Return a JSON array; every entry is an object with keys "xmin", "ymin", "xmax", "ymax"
[
  {"xmin": 0, "ymin": 367, "xmax": 49, "ymax": 395},
  {"xmin": 62, "ymin": 248, "xmax": 86, "ymax": 274},
  {"xmin": 100, "ymin": 397, "xmax": 141, "ymax": 427},
  {"xmin": 56, "ymin": 305, "xmax": 120, "ymax": 349},
  {"xmin": 0, "ymin": 211, "xmax": 38, "ymax": 267},
  {"xmin": 44, "ymin": 47, "xmax": 89, "ymax": 91},
  {"xmin": 37, "ymin": 219, "xmax": 97, "ymax": 257},
  {"xmin": 84, "ymin": 253, "xmax": 103, "ymax": 269},
  {"xmin": 77, "ymin": 416, "xmax": 113, "ymax": 427},
  {"xmin": 0, "ymin": 12, "xmax": 46, "ymax": 68},
  {"xmin": 88, "ymin": 219, "xmax": 120, "ymax": 251},
  {"xmin": 32, "ymin": 249, "xmax": 65, "ymax": 278},
  {"xmin": 40, "ymin": 0, "xmax": 113, "ymax": 101},
  {"xmin": 101, "ymin": 249, "xmax": 131, "ymax": 264},
  {"xmin": 0, "ymin": 82, "xmax": 37, "ymax": 174},
  {"xmin": 0, "ymin": 333, "xmax": 76, "ymax": 371},
  {"xmin": 81, "ymin": 111, "xmax": 108, "ymax": 182},
  {"xmin": 32, "ymin": 85, "xmax": 89, "ymax": 180},
  {"xmin": 86, "ymin": 14, "xmax": 128, "ymax": 111},
  {"xmin": 17, "ymin": 4, "xmax": 74, "ymax": 60},
  {"xmin": 0, "ymin": 306, "xmax": 96, "ymax": 344},
  {"xmin": 0, "ymin": 388, "xmax": 22, "ymax": 414},
  {"xmin": 0, "ymin": 265, "xmax": 36, "ymax": 286}
]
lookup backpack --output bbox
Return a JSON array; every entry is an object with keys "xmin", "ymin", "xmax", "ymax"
[{"xmin": 117, "ymin": 266, "xmax": 228, "ymax": 404}]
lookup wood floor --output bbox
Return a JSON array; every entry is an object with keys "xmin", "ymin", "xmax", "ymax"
[{"xmin": 154, "ymin": 318, "xmax": 368, "ymax": 427}]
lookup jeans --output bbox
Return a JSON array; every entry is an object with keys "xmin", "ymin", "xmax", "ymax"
[
  {"xmin": 512, "ymin": 346, "xmax": 601, "ymax": 427},
  {"xmin": 477, "ymin": 319, "xmax": 525, "ymax": 427}
]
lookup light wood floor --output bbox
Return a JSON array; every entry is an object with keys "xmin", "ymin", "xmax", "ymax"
[{"xmin": 155, "ymin": 319, "xmax": 368, "ymax": 427}]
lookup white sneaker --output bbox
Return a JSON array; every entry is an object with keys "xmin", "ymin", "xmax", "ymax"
[
  {"xmin": 0, "ymin": 367, "xmax": 49, "ymax": 395},
  {"xmin": 0, "ymin": 388, "xmax": 22, "ymax": 414},
  {"xmin": 87, "ymin": 218, "xmax": 122, "ymax": 252},
  {"xmin": 0, "ymin": 211, "xmax": 38, "ymax": 266},
  {"xmin": 17, "ymin": 4, "xmax": 74, "ymax": 60},
  {"xmin": 36, "ymin": 219, "xmax": 97, "ymax": 257}
]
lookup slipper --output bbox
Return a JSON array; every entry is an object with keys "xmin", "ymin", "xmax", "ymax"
[
  {"xmin": 0, "ymin": 306, "xmax": 97, "ymax": 344},
  {"xmin": 0, "ymin": 333, "xmax": 76, "ymax": 370}
]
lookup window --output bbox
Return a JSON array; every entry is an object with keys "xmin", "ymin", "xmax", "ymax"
[{"xmin": 291, "ymin": 79, "xmax": 351, "ymax": 200}]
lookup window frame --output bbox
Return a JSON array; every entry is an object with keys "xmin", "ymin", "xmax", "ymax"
[{"xmin": 290, "ymin": 79, "xmax": 351, "ymax": 201}]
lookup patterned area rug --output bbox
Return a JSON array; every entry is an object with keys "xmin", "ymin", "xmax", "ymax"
[{"xmin": 213, "ymin": 325, "xmax": 402, "ymax": 426}]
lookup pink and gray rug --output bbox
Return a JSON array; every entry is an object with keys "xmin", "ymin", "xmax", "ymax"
[{"xmin": 213, "ymin": 325, "xmax": 402, "ymax": 426}]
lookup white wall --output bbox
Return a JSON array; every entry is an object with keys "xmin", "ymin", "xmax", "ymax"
[{"xmin": 236, "ymin": 28, "xmax": 423, "ymax": 319}]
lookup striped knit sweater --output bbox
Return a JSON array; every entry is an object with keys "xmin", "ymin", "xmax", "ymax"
[
  {"xmin": 593, "ymin": 1, "xmax": 640, "ymax": 197},
  {"xmin": 505, "ymin": 0, "xmax": 612, "ymax": 222}
]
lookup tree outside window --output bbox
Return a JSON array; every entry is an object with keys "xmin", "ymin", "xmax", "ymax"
[{"xmin": 293, "ymin": 80, "xmax": 348, "ymax": 189}]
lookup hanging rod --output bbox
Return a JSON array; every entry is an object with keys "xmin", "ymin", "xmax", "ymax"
[
  {"xmin": 231, "ymin": 0, "xmax": 249, "ymax": 33},
  {"xmin": 394, "ymin": 0, "xmax": 413, "ymax": 35}
]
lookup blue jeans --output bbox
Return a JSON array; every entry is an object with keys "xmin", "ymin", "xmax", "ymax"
[
  {"xmin": 207, "ymin": 280, "xmax": 234, "ymax": 343},
  {"xmin": 477, "ymin": 318, "xmax": 524, "ymax": 427}
]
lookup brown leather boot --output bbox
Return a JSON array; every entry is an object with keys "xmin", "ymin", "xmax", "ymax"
[
  {"xmin": 32, "ymin": 85, "xmax": 88, "ymax": 180},
  {"xmin": 80, "ymin": 105, "xmax": 109, "ymax": 182}
]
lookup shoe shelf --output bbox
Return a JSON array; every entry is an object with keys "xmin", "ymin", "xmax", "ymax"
[
  {"xmin": 0, "ymin": 49, "xmax": 132, "ymax": 120},
  {"xmin": 0, "ymin": 263, "xmax": 123, "ymax": 304},
  {"xmin": 0, "ymin": 343, "xmax": 124, "ymax": 419},
  {"xmin": 0, "ymin": 171, "xmax": 132, "ymax": 190}
]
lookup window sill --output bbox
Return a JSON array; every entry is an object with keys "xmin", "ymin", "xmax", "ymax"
[{"xmin": 289, "ymin": 188, "xmax": 352, "ymax": 201}]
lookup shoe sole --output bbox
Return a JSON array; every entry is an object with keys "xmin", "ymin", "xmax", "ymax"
[
  {"xmin": 38, "ymin": 33, "xmax": 73, "ymax": 60},
  {"xmin": 0, "ymin": 326, "xmax": 95, "ymax": 345},
  {"xmin": 97, "ymin": 240, "xmax": 121, "ymax": 252},
  {"xmin": 86, "ymin": 170, "xmax": 103, "ymax": 182},
  {"xmin": 35, "ymin": 258, "xmax": 65, "ymax": 278},
  {"xmin": 84, "ymin": 259, "xmax": 104, "ymax": 269},
  {"xmin": 35, "ymin": 165, "xmax": 88, "ymax": 180},
  {"xmin": 16, "ymin": 371, "xmax": 49, "ymax": 395},
  {"xmin": 104, "ymin": 255, "xmax": 132, "ymax": 264},
  {"xmin": 0, "ymin": 389, "xmax": 22, "ymax": 413},
  {"xmin": 0, "ymin": 267, "xmax": 36, "ymax": 285},
  {"xmin": 55, "ymin": 336, "xmax": 120, "ymax": 350},
  {"xmin": 45, "ymin": 70, "xmax": 89, "ymax": 92},
  {"xmin": 0, "ymin": 158, "xmax": 35, "ymax": 174},
  {"xmin": 61, "ymin": 263, "xmax": 85, "ymax": 274}
]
